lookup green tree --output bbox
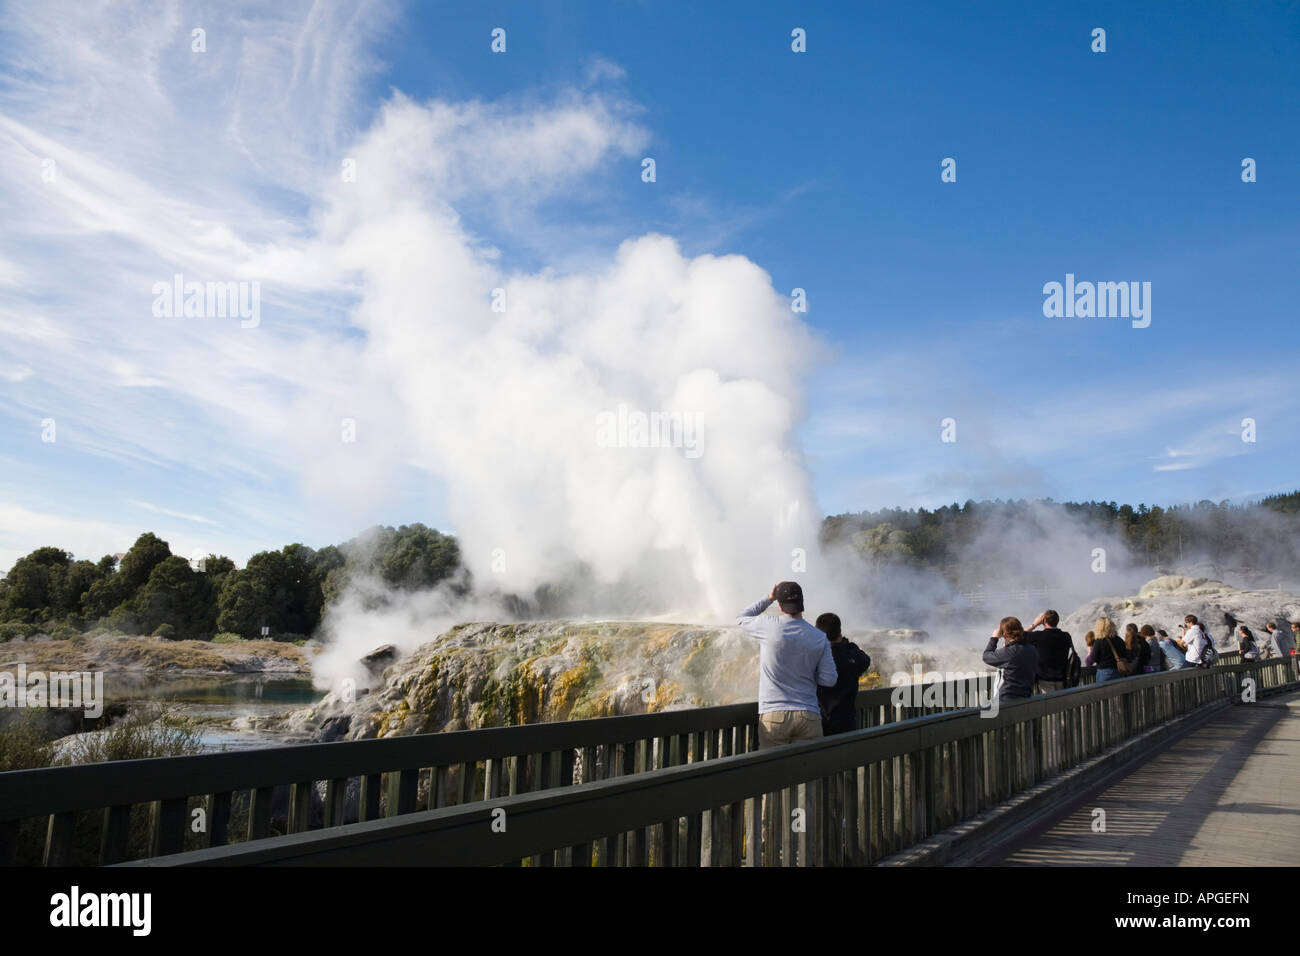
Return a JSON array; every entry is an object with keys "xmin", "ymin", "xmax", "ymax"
[
  {"xmin": 83, "ymin": 533, "xmax": 172, "ymax": 623},
  {"xmin": 216, "ymin": 545, "xmax": 323, "ymax": 638},
  {"xmin": 134, "ymin": 556, "xmax": 210, "ymax": 639},
  {"xmin": 376, "ymin": 524, "xmax": 461, "ymax": 590},
  {"xmin": 0, "ymin": 547, "xmax": 73, "ymax": 623},
  {"xmin": 116, "ymin": 533, "xmax": 172, "ymax": 595}
]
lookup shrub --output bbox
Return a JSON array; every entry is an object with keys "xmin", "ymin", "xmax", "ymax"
[
  {"xmin": 0, "ymin": 622, "xmax": 28, "ymax": 643},
  {"xmin": 212, "ymin": 632, "xmax": 242, "ymax": 644},
  {"xmin": 151, "ymin": 623, "xmax": 177, "ymax": 640},
  {"xmin": 274, "ymin": 632, "xmax": 307, "ymax": 644},
  {"xmin": 99, "ymin": 608, "xmax": 137, "ymax": 635},
  {"xmin": 49, "ymin": 621, "xmax": 80, "ymax": 641},
  {"xmin": 0, "ymin": 716, "xmax": 57, "ymax": 771},
  {"xmin": 60, "ymin": 706, "xmax": 203, "ymax": 765}
]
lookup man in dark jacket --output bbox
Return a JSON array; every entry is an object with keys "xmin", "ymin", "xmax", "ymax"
[
  {"xmin": 814, "ymin": 612, "xmax": 871, "ymax": 735},
  {"xmin": 984, "ymin": 616, "xmax": 1038, "ymax": 702},
  {"xmin": 1022, "ymin": 609, "xmax": 1078, "ymax": 693}
]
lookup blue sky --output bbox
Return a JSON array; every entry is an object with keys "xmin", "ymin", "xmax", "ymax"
[{"xmin": 0, "ymin": 0, "xmax": 1297, "ymax": 575}]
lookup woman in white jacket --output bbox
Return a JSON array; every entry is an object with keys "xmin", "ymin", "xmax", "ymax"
[{"xmin": 1181, "ymin": 614, "xmax": 1210, "ymax": 666}]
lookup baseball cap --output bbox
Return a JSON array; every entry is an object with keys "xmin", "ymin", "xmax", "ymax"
[{"xmin": 773, "ymin": 581, "xmax": 804, "ymax": 614}]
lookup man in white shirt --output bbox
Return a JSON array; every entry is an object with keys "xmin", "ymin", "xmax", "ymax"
[
  {"xmin": 1181, "ymin": 614, "xmax": 1210, "ymax": 666},
  {"xmin": 736, "ymin": 581, "xmax": 839, "ymax": 748}
]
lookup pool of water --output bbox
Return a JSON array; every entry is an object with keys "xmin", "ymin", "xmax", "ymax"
[{"xmin": 106, "ymin": 675, "xmax": 324, "ymax": 752}]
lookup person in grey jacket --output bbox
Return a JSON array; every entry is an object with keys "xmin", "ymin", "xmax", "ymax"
[
  {"xmin": 1266, "ymin": 621, "xmax": 1295, "ymax": 660},
  {"xmin": 983, "ymin": 616, "xmax": 1039, "ymax": 701},
  {"xmin": 737, "ymin": 581, "xmax": 838, "ymax": 748}
]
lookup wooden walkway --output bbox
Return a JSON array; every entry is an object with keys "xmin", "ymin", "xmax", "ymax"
[{"xmin": 995, "ymin": 690, "xmax": 1300, "ymax": 866}]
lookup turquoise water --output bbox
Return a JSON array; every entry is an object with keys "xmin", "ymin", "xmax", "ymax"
[{"xmin": 111, "ymin": 675, "xmax": 324, "ymax": 752}]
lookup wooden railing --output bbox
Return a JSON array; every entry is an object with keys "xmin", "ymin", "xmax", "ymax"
[
  {"xmin": 143, "ymin": 656, "xmax": 1294, "ymax": 867},
  {"xmin": 0, "ymin": 652, "xmax": 1276, "ymax": 867},
  {"xmin": 0, "ymin": 673, "xmax": 995, "ymax": 866}
]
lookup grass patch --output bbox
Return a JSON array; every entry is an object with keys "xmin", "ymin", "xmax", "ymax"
[
  {"xmin": 60, "ymin": 706, "xmax": 204, "ymax": 765},
  {"xmin": 0, "ymin": 714, "xmax": 57, "ymax": 771}
]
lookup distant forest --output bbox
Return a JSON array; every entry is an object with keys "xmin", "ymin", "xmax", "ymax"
[
  {"xmin": 0, "ymin": 524, "xmax": 462, "ymax": 642},
  {"xmin": 821, "ymin": 491, "xmax": 1300, "ymax": 577},
  {"xmin": 3, "ymin": 492, "xmax": 1297, "ymax": 642}
]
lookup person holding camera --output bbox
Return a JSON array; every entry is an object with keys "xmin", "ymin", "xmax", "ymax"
[
  {"xmin": 1023, "ymin": 609, "xmax": 1079, "ymax": 692},
  {"xmin": 737, "ymin": 581, "xmax": 838, "ymax": 748},
  {"xmin": 983, "ymin": 616, "xmax": 1038, "ymax": 701}
]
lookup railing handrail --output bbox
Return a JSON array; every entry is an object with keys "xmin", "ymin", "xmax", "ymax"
[
  {"xmin": 142, "ymin": 659, "xmax": 1288, "ymax": 866},
  {"xmin": 0, "ymin": 675, "xmax": 977, "ymax": 819},
  {"xmin": 0, "ymin": 649, "xmax": 1239, "ymax": 821}
]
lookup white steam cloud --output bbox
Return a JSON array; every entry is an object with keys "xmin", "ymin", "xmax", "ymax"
[{"xmin": 310, "ymin": 92, "xmax": 825, "ymax": 686}]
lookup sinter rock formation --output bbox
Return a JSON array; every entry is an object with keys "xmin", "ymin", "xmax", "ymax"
[
  {"xmin": 280, "ymin": 620, "xmax": 940, "ymax": 743},
  {"xmin": 1061, "ymin": 575, "xmax": 1300, "ymax": 651},
  {"xmin": 279, "ymin": 576, "xmax": 1299, "ymax": 745}
]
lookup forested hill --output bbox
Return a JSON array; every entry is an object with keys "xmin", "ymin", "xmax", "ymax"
[
  {"xmin": 4, "ymin": 492, "xmax": 1297, "ymax": 643},
  {"xmin": 821, "ymin": 492, "xmax": 1300, "ymax": 575},
  {"xmin": 0, "ymin": 524, "xmax": 461, "ymax": 642}
]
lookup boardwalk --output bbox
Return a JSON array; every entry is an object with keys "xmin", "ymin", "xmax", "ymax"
[{"xmin": 996, "ymin": 690, "xmax": 1300, "ymax": 866}]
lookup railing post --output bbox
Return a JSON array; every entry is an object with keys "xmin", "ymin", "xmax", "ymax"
[
  {"xmin": 44, "ymin": 811, "xmax": 76, "ymax": 866},
  {"xmin": 100, "ymin": 804, "xmax": 131, "ymax": 863},
  {"xmin": 322, "ymin": 778, "xmax": 347, "ymax": 828},
  {"xmin": 0, "ymin": 819, "xmax": 20, "ymax": 866},
  {"xmin": 385, "ymin": 769, "xmax": 417, "ymax": 818},
  {"xmin": 909, "ymin": 749, "xmax": 926, "ymax": 843},
  {"xmin": 359, "ymin": 774, "xmax": 382, "ymax": 821},
  {"xmin": 288, "ymin": 781, "xmax": 313, "ymax": 832},
  {"xmin": 248, "ymin": 786, "xmax": 273, "ymax": 839},
  {"xmin": 205, "ymin": 792, "xmax": 231, "ymax": 846},
  {"xmin": 149, "ymin": 798, "xmax": 186, "ymax": 857}
]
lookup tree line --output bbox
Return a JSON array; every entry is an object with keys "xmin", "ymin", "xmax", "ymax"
[
  {"xmin": 821, "ymin": 491, "xmax": 1300, "ymax": 576},
  {"xmin": 0, "ymin": 524, "xmax": 462, "ymax": 642},
  {"xmin": 4, "ymin": 492, "xmax": 1297, "ymax": 642}
]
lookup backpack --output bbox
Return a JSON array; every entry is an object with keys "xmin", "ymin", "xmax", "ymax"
[
  {"xmin": 1199, "ymin": 640, "xmax": 1220, "ymax": 668},
  {"xmin": 1063, "ymin": 645, "xmax": 1083, "ymax": 687}
]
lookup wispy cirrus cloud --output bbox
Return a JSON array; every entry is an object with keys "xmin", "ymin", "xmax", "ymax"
[
  {"xmin": 126, "ymin": 500, "xmax": 217, "ymax": 525},
  {"xmin": 1, "ymin": 0, "xmax": 822, "ymax": 625}
]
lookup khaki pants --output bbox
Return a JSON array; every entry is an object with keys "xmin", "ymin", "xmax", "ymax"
[{"xmin": 758, "ymin": 710, "xmax": 822, "ymax": 748}]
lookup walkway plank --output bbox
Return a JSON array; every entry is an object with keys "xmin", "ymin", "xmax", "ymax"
[{"xmin": 998, "ymin": 691, "xmax": 1300, "ymax": 866}]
